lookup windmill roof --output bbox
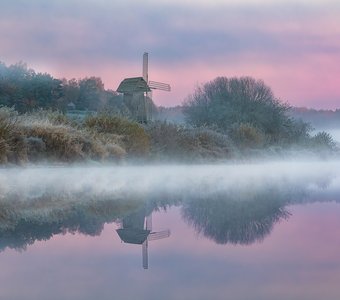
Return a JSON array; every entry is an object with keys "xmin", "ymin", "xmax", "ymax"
[
  {"xmin": 116, "ymin": 228, "xmax": 151, "ymax": 244},
  {"xmin": 117, "ymin": 77, "xmax": 150, "ymax": 93}
]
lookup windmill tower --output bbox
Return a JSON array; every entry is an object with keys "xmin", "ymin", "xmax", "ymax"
[
  {"xmin": 116, "ymin": 210, "xmax": 171, "ymax": 269},
  {"xmin": 142, "ymin": 213, "xmax": 171, "ymax": 269},
  {"xmin": 117, "ymin": 53, "xmax": 171, "ymax": 123}
]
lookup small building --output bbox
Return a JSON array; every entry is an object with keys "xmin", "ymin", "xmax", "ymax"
[{"xmin": 117, "ymin": 77, "xmax": 152, "ymax": 123}]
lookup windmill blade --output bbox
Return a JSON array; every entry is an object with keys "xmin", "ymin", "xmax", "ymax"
[
  {"xmin": 148, "ymin": 81, "xmax": 171, "ymax": 92},
  {"xmin": 142, "ymin": 240, "xmax": 148, "ymax": 269},
  {"xmin": 148, "ymin": 229, "xmax": 171, "ymax": 241},
  {"xmin": 143, "ymin": 52, "xmax": 148, "ymax": 82},
  {"xmin": 145, "ymin": 214, "xmax": 152, "ymax": 231}
]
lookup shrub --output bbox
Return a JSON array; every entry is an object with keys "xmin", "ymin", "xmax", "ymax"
[
  {"xmin": 27, "ymin": 126, "xmax": 124, "ymax": 162},
  {"xmin": 17, "ymin": 114, "xmax": 125, "ymax": 162},
  {"xmin": 19, "ymin": 109, "xmax": 75, "ymax": 128},
  {"xmin": 229, "ymin": 123, "xmax": 266, "ymax": 150},
  {"xmin": 0, "ymin": 107, "xmax": 15, "ymax": 162},
  {"xmin": 310, "ymin": 131, "xmax": 337, "ymax": 152},
  {"xmin": 0, "ymin": 106, "xmax": 26, "ymax": 163},
  {"xmin": 276, "ymin": 118, "xmax": 312, "ymax": 147},
  {"xmin": 84, "ymin": 114, "xmax": 150, "ymax": 157},
  {"xmin": 146, "ymin": 121, "xmax": 235, "ymax": 161}
]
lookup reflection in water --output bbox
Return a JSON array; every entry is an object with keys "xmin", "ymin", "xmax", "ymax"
[
  {"xmin": 0, "ymin": 197, "xmax": 143, "ymax": 252},
  {"xmin": 182, "ymin": 194, "xmax": 291, "ymax": 245},
  {"xmin": 0, "ymin": 162, "xmax": 339, "ymax": 254},
  {"xmin": 116, "ymin": 207, "xmax": 170, "ymax": 269}
]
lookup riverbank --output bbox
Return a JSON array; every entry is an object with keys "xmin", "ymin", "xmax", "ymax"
[{"xmin": 0, "ymin": 107, "xmax": 338, "ymax": 165}]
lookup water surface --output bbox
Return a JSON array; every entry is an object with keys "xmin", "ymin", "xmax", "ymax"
[{"xmin": 1, "ymin": 161, "xmax": 340, "ymax": 300}]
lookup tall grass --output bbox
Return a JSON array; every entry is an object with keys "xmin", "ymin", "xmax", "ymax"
[
  {"xmin": 229, "ymin": 123, "xmax": 266, "ymax": 150},
  {"xmin": 0, "ymin": 107, "xmax": 26, "ymax": 163},
  {"xmin": 18, "ymin": 112, "xmax": 125, "ymax": 162},
  {"xmin": 0, "ymin": 108, "xmax": 14, "ymax": 162},
  {"xmin": 0, "ymin": 108, "xmax": 125, "ymax": 164},
  {"xmin": 0, "ymin": 107, "xmax": 338, "ymax": 165},
  {"xmin": 84, "ymin": 114, "xmax": 150, "ymax": 157},
  {"xmin": 146, "ymin": 121, "xmax": 236, "ymax": 161}
]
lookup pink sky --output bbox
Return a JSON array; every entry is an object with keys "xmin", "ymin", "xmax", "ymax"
[{"xmin": 1, "ymin": 0, "xmax": 340, "ymax": 108}]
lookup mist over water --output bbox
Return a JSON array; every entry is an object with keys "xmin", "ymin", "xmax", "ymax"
[
  {"xmin": 1, "ymin": 160, "xmax": 339, "ymax": 201},
  {"xmin": 0, "ymin": 159, "xmax": 339, "ymax": 249},
  {"xmin": 2, "ymin": 160, "xmax": 340, "ymax": 300},
  {"xmin": 326, "ymin": 129, "xmax": 340, "ymax": 143}
]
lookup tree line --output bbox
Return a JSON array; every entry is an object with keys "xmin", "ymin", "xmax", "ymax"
[
  {"xmin": 290, "ymin": 107, "xmax": 340, "ymax": 129},
  {"xmin": 0, "ymin": 61, "xmax": 337, "ymax": 155},
  {"xmin": 0, "ymin": 61, "xmax": 127, "ymax": 114}
]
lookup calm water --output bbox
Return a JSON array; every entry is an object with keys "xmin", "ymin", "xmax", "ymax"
[{"xmin": 1, "ymin": 161, "xmax": 340, "ymax": 300}]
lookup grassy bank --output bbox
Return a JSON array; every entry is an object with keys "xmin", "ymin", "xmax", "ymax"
[
  {"xmin": 0, "ymin": 107, "xmax": 338, "ymax": 165},
  {"xmin": 0, "ymin": 108, "xmax": 126, "ymax": 164}
]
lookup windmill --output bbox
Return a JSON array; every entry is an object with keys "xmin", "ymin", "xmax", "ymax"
[
  {"xmin": 117, "ymin": 53, "xmax": 171, "ymax": 123},
  {"xmin": 116, "ymin": 210, "xmax": 171, "ymax": 269}
]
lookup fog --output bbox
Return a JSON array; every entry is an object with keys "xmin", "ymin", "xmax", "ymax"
[
  {"xmin": 325, "ymin": 129, "xmax": 340, "ymax": 143},
  {"xmin": 0, "ymin": 160, "xmax": 339, "ymax": 198},
  {"xmin": 1, "ymin": 160, "xmax": 340, "ymax": 251},
  {"xmin": 0, "ymin": 160, "xmax": 339, "ymax": 205}
]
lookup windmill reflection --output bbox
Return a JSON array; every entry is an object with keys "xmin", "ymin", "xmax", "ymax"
[{"xmin": 116, "ymin": 208, "xmax": 170, "ymax": 269}]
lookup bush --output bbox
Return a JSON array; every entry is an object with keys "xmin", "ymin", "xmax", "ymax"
[
  {"xmin": 27, "ymin": 109, "xmax": 72, "ymax": 125},
  {"xmin": 146, "ymin": 121, "xmax": 235, "ymax": 161},
  {"xmin": 84, "ymin": 114, "xmax": 150, "ymax": 157},
  {"xmin": 229, "ymin": 123, "xmax": 266, "ymax": 150},
  {"xmin": 21, "ymin": 125, "xmax": 125, "ymax": 162},
  {"xmin": 276, "ymin": 118, "xmax": 312, "ymax": 147},
  {"xmin": 310, "ymin": 131, "xmax": 337, "ymax": 152},
  {"xmin": 16, "ymin": 112, "xmax": 125, "ymax": 162},
  {"xmin": 0, "ymin": 107, "xmax": 27, "ymax": 163},
  {"xmin": 0, "ymin": 107, "xmax": 15, "ymax": 162}
]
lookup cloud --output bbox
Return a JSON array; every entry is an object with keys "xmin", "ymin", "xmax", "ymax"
[
  {"xmin": 1, "ymin": 0, "xmax": 340, "ymax": 107},
  {"xmin": 2, "ymin": 0, "xmax": 339, "ymax": 62}
]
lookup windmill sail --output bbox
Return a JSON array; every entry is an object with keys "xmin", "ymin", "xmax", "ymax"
[
  {"xmin": 146, "ymin": 214, "xmax": 152, "ymax": 231},
  {"xmin": 148, "ymin": 230, "xmax": 171, "ymax": 241},
  {"xmin": 148, "ymin": 81, "xmax": 171, "ymax": 91},
  {"xmin": 143, "ymin": 52, "xmax": 148, "ymax": 82},
  {"xmin": 143, "ymin": 53, "xmax": 171, "ymax": 91},
  {"xmin": 142, "ymin": 240, "xmax": 148, "ymax": 269}
]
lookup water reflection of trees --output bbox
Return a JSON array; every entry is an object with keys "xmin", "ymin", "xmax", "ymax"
[
  {"xmin": 0, "ymin": 196, "xmax": 144, "ymax": 252},
  {"xmin": 0, "ymin": 171, "xmax": 335, "ymax": 251},
  {"xmin": 182, "ymin": 194, "xmax": 291, "ymax": 245},
  {"xmin": 180, "ymin": 172, "xmax": 335, "ymax": 244}
]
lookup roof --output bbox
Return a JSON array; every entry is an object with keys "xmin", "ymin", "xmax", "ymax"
[
  {"xmin": 117, "ymin": 77, "xmax": 151, "ymax": 93},
  {"xmin": 116, "ymin": 228, "xmax": 151, "ymax": 244}
]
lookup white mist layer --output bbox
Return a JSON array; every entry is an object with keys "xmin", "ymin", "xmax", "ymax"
[
  {"xmin": 326, "ymin": 129, "xmax": 340, "ymax": 143},
  {"xmin": 1, "ymin": 160, "xmax": 340, "ymax": 201}
]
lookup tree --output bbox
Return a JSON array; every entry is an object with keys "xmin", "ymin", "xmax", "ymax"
[
  {"xmin": 183, "ymin": 76, "xmax": 307, "ymax": 145},
  {"xmin": 78, "ymin": 77, "xmax": 105, "ymax": 111},
  {"xmin": 0, "ymin": 62, "xmax": 63, "ymax": 112},
  {"xmin": 0, "ymin": 61, "xmax": 135, "ymax": 115},
  {"xmin": 310, "ymin": 131, "xmax": 337, "ymax": 152}
]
